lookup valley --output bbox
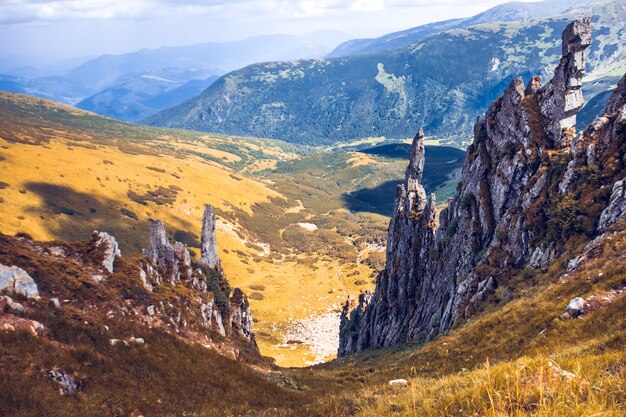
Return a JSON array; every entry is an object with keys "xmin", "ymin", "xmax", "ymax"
[
  {"xmin": 1, "ymin": 2, "xmax": 626, "ymax": 416},
  {"xmin": 0, "ymin": 92, "xmax": 463, "ymax": 366}
]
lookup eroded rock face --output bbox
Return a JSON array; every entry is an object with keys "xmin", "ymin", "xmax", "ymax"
[
  {"xmin": 140, "ymin": 208, "xmax": 257, "ymax": 345},
  {"xmin": 537, "ymin": 17, "xmax": 592, "ymax": 147},
  {"xmin": 560, "ymin": 74, "xmax": 626, "ymax": 194},
  {"xmin": 143, "ymin": 220, "xmax": 179, "ymax": 285},
  {"xmin": 599, "ymin": 178, "xmax": 626, "ymax": 233},
  {"xmin": 338, "ymin": 20, "xmax": 613, "ymax": 357},
  {"xmin": 0, "ymin": 264, "xmax": 39, "ymax": 299},
  {"xmin": 94, "ymin": 231, "xmax": 121, "ymax": 274},
  {"xmin": 229, "ymin": 288, "xmax": 255, "ymax": 343},
  {"xmin": 200, "ymin": 205, "xmax": 220, "ymax": 269}
]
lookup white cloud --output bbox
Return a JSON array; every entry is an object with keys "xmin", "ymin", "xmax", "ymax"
[{"xmin": 0, "ymin": 0, "xmax": 536, "ymax": 24}]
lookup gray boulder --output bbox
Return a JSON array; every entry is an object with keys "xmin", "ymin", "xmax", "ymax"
[
  {"xmin": 563, "ymin": 297, "xmax": 586, "ymax": 319},
  {"xmin": 0, "ymin": 264, "xmax": 39, "ymax": 299},
  {"xmin": 48, "ymin": 370, "xmax": 80, "ymax": 395}
]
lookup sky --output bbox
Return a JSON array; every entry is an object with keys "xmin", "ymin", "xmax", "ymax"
[{"xmin": 0, "ymin": 0, "xmax": 539, "ymax": 67}]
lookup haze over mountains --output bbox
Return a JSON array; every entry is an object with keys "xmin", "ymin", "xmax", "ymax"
[
  {"xmin": 0, "ymin": 31, "xmax": 349, "ymax": 121},
  {"xmin": 146, "ymin": 0, "xmax": 626, "ymax": 147}
]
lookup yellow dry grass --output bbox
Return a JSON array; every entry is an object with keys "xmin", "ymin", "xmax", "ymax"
[
  {"xmin": 0, "ymin": 92, "xmax": 381, "ymax": 367},
  {"xmin": 347, "ymin": 153, "xmax": 380, "ymax": 167}
]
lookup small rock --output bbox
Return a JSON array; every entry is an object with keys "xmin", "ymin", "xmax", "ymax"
[
  {"xmin": 48, "ymin": 370, "xmax": 80, "ymax": 395},
  {"xmin": 563, "ymin": 297, "xmax": 586, "ymax": 319},
  {"xmin": 147, "ymin": 305, "xmax": 155, "ymax": 316},
  {"xmin": 0, "ymin": 316, "xmax": 45, "ymax": 336},
  {"xmin": 139, "ymin": 269, "xmax": 154, "ymax": 292},
  {"xmin": 0, "ymin": 295, "xmax": 25, "ymax": 313},
  {"xmin": 91, "ymin": 275, "xmax": 104, "ymax": 283},
  {"xmin": 388, "ymin": 379, "xmax": 409, "ymax": 387},
  {"xmin": 50, "ymin": 297, "xmax": 61, "ymax": 308}
]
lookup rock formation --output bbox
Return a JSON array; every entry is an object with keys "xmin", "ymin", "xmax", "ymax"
[
  {"xmin": 537, "ymin": 18, "xmax": 592, "ymax": 147},
  {"xmin": 0, "ymin": 264, "xmax": 39, "ymax": 299},
  {"xmin": 200, "ymin": 204, "xmax": 220, "ymax": 269},
  {"xmin": 340, "ymin": 20, "xmax": 625, "ymax": 356},
  {"xmin": 599, "ymin": 178, "xmax": 626, "ymax": 232},
  {"xmin": 140, "ymin": 206, "xmax": 257, "ymax": 344},
  {"xmin": 94, "ymin": 231, "xmax": 121, "ymax": 274},
  {"xmin": 229, "ymin": 288, "xmax": 255, "ymax": 342},
  {"xmin": 142, "ymin": 220, "xmax": 180, "ymax": 285}
]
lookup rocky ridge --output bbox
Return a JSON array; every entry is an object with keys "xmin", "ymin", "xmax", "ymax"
[
  {"xmin": 339, "ymin": 19, "xmax": 626, "ymax": 356},
  {"xmin": 140, "ymin": 204, "xmax": 255, "ymax": 343},
  {"xmin": 0, "ymin": 204, "xmax": 257, "ymax": 361}
]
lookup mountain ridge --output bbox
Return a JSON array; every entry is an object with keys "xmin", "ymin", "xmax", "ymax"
[{"xmin": 145, "ymin": 0, "xmax": 626, "ymax": 147}]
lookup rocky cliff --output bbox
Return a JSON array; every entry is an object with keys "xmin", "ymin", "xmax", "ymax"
[{"xmin": 339, "ymin": 19, "xmax": 626, "ymax": 356}]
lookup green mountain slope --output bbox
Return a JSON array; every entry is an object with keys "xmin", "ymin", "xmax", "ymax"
[
  {"xmin": 328, "ymin": 0, "xmax": 601, "ymax": 58},
  {"xmin": 145, "ymin": 1, "xmax": 626, "ymax": 147}
]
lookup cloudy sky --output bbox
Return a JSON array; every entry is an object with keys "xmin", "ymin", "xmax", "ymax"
[{"xmin": 0, "ymin": 0, "xmax": 537, "ymax": 66}]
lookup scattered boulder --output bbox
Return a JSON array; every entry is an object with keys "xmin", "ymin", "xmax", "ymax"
[
  {"xmin": 94, "ymin": 231, "xmax": 121, "ymax": 274},
  {"xmin": 562, "ymin": 297, "xmax": 586, "ymax": 319},
  {"xmin": 48, "ymin": 370, "xmax": 80, "ymax": 395},
  {"xmin": 0, "ymin": 264, "xmax": 39, "ymax": 299},
  {"xmin": 388, "ymin": 379, "xmax": 409, "ymax": 387},
  {"xmin": 50, "ymin": 297, "xmax": 61, "ymax": 309}
]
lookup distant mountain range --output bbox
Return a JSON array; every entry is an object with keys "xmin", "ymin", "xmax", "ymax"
[
  {"xmin": 327, "ymin": 0, "xmax": 600, "ymax": 57},
  {"xmin": 0, "ymin": 31, "xmax": 349, "ymax": 122},
  {"xmin": 145, "ymin": 0, "xmax": 625, "ymax": 147}
]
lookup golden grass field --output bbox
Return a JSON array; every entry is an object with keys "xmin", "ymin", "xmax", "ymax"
[{"xmin": 0, "ymin": 92, "xmax": 401, "ymax": 366}]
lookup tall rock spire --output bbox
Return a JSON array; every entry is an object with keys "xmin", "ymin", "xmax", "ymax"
[
  {"xmin": 339, "ymin": 20, "xmax": 604, "ymax": 357},
  {"xmin": 406, "ymin": 128, "xmax": 425, "ymax": 187},
  {"xmin": 200, "ymin": 204, "xmax": 220, "ymax": 269},
  {"xmin": 538, "ymin": 17, "xmax": 592, "ymax": 146},
  {"xmin": 405, "ymin": 128, "xmax": 427, "ymax": 212}
]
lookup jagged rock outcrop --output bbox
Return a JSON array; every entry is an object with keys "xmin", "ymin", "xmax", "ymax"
[
  {"xmin": 338, "ymin": 19, "xmax": 626, "ymax": 357},
  {"xmin": 200, "ymin": 205, "xmax": 220, "ymax": 269},
  {"xmin": 139, "ymin": 206, "xmax": 257, "ymax": 345},
  {"xmin": 142, "ymin": 220, "xmax": 181, "ymax": 285},
  {"xmin": 560, "ymin": 73, "xmax": 626, "ymax": 193},
  {"xmin": 94, "ymin": 231, "xmax": 121, "ymax": 274},
  {"xmin": 0, "ymin": 264, "xmax": 39, "ymax": 299},
  {"xmin": 229, "ymin": 288, "xmax": 255, "ymax": 343},
  {"xmin": 537, "ymin": 18, "xmax": 592, "ymax": 147}
]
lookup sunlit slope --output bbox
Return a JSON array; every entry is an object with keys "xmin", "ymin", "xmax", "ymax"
[{"xmin": 0, "ymin": 92, "xmax": 395, "ymax": 366}]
